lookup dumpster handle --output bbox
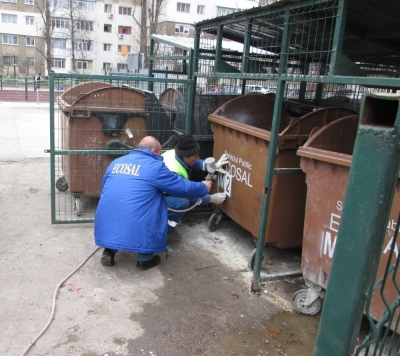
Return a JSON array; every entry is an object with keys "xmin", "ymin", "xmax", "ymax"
[
  {"xmin": 279, "ymin": 145, "xmax": 298, "ymax": 151},
  {"xmin": 70, "ymin": 114, "xmax": 91, "ymax": 119}
]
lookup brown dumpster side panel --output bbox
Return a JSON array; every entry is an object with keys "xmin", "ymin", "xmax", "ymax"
[
  {"xmin": 298, "ymin": 114, "xmax": 400, "ymax": 331},
  {"xmin": 208, "ymin": 99, "xmax": 358, "ymax": 248},
  {"xmin": 210, "ymin": 120, "xmax": 306, "ymax": 248},
  {"xmin": 59, "ymin": 87, "xmax": 149, "ymax": 198},
  {"xmin": 370, "ymin": 187, "xmax": 400, "ymax": 329}
]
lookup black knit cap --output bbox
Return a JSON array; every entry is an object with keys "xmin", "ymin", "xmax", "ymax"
[{"xmin": 175, "ymin": 134, "xmax": 200, "ymax": 158}]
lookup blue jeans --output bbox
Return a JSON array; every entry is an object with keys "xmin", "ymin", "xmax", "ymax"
[{"xmin": 165, "ymin": 194, "xmax": 210, "ymax": 232}]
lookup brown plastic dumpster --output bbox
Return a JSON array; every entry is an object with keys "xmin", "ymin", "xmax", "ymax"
[
  {"xmin": 207, "ymin": 93, "xmax": 357, "ymax": 248},
  {"xmin": 57, "ymin": 82, "xmax": 172, "ymax": 215},
  {"xmin": 293, "ymin": 114, "xmax": 400, "ymax": 330}
]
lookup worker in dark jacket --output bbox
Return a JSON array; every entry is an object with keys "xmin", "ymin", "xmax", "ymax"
[
  {"xmin": 162, "ymin": 134, "xmax": 228, "ymax": 231},
  {"xmin": 34, "ymin": 73, "xmax": 42, "ymax": 91},
  {"xmin": 94, "ymin": 136, "xmax": 212, "ymax": 271}
]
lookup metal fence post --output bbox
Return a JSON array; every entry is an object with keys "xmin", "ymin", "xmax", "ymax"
[{"xmin": 314, "ymin": 94, "xmax": 400, "ymax": 355}]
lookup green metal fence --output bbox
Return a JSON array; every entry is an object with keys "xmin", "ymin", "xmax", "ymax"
[
  {"xmin": 192, "ymin": 0, "xmax": 400, "ymax": 354},
  {"xmin": 49, "ymin": 0, "xmax": 400, "ymax": 352}
]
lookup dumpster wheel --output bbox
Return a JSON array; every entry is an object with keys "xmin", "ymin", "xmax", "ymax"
[
  {"xmin": 74, "ymin": 196, "xmax": 81, "ymax": 216},
  {"xmin": 292, "ymin": 289, "xmax": 322, "ymax": 316},
  {"xmin": 56, "ymin": 176, "xmax": 69, "ymax": 192},
  {"xmin": 248, "ymin": 248, "xmax": 264, "ymax": 270},
  {"xmin": 208, "ymin": 212, "xmax": 223, "ymax": 232}
]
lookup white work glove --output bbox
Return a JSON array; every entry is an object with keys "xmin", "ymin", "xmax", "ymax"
[
  {"xmin": 210, "ymin": 193, "xmax": 226, "ymax": 204},
  {"xmin": 215, "ymin": 154, "xmax": 229, "ymax": 174}
]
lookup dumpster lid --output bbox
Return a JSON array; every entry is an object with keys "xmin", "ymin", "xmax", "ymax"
[
  {"xmin": 60, "ymin": 81, "xmax": 115, "ymax": 105},
  {"xmin": 297, "ymin": 114, "xmax": 360, "ymax": 167},
  {"xmin": 208, "ymin": 94, "xmax": 292, "ymax": 131},
  {"xmin": 279, "ymin": 107, "xmax": 358, "ymax": 142},
  {"xmin": 59, "ymin": 86, "xmax": 149, "ymax": 113},
  {"xmin": 209, "ymin": 98, "xmax": 358, "ymax": 147}
]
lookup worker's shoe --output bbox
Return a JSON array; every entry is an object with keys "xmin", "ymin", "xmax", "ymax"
[
  {"xmin": 136, "ymin": 255, "xmax": 161, "ymax": 271},
  {"xmin": 101, "ymin": 248, "xmax": 116, "ymax": 266}
]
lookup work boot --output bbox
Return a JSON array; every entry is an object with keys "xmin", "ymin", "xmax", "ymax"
[
  {"xmin": 136, "ymin": 255, "xmax": 161, "ymax": 271},
  {"xmin": 101, "ymin": 248, "xmax": 116, "ymax": 266}
]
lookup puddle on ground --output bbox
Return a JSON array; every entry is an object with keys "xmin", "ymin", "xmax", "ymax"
[{"xmin": 216, "ymin": 310, "xmax": 320, "ymax": 356}]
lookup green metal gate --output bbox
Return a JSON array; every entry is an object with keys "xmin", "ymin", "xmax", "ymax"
[{"xmin": 49, "ymin": 73, "xmax": 191, "ymax": 223}]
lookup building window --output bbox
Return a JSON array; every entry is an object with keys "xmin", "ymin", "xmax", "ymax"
[
  {"xmin": 175, "ymin": 25, "xmax": 189, "ymax": 34},
  {"xmin": 104, "ymin": 44, "xmax": 111, "ymax": 51},
  {"xmin": 119, "ymin": 6, "xmax": 131, "ymax": 15},
  {"xmin": 118, "ymin": 45, "xmax": 131, "ymax": 52},
  {"xmin": 25, "ymin": 0, "xmax": 34, "ymax": 4},
  {"xmin": 77, "ymin": 1, "xmax": 94, "ymax": 11},
  {"xmin": 26, "ymin": 57, "xmax": 35, "ymax": 66},
  {"xmin": 197, "ymin": 5, "xmax": 205, "ymax": 15},
  {"xmin": 104, "ymin": 4, "xmax": 112, "ymax": 13},
  {"xmin": 53, "ymin": 58, "xmax": 66, "ymax": 68},
  {"xmin": 103, "ymin": 62, "xmax": 111, "ymax": 71},
  {"xmin": 51, "ymin": 38, "xmax": 67, "ymax": 49},
  {"xmin": 76, "ymin": 60, "xmax": 88, "ymax": 70},
  {"xmin": 3, "ymin": 56, "xmax": 18, "ymax": 65},
  {"xmin": 1, "ymin": 0, "xmax": 17, "ymax": 3},
  {"xmin": 75, "ymin": 40, "xmax": 93, "ymax": 51},
  {"xmin": 2, "ymin": 35, "xmax": 18, "ymax": 45},
  {"xmin": 117, "ymin": 63, "xmax": 127, "ymax": 70},
  {"xmin": 177, "ymin": 2, "xmax": 190, "ymax": 13},
  {"xmin": 26, "ymin": 37, "xmax": 35, "ymax": 46},
  {"xmin": 118, "ymin": 26, "xmax": 131, "ymax": 35},
  {"xmin": 2, "ymin": 14, "xmax": 17, "ymax": 23},
  {"xmin": 104, "ymin": 24, "xmax": 112, "ymax": 32},
  {"xmin": 74, "ymin": 20, "xmax": 94, "ymax": 31},
  {"xmin": 52, "ymin": 18, "xmax": 69, "ymax": 29},
  {"xmin": 26, "ymin": 16, "xmax": 34, "ymax": 25},
  {"xmin": 50, "ymin": 0, "xmax": 68, "ymax": 8},
  {"xmin": 216, "ymin": 6, "xmax": 236, "ymax": 16}
]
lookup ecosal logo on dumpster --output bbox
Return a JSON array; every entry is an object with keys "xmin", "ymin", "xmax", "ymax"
[
  {"xmin": 218, "ymin": 151, "xmax": 253, "ymax": 197},
  {"xmin": 322, "ymin": 200, "xmax": 399, "ymax": 259}
]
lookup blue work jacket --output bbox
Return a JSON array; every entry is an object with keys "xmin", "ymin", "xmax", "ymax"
[{"xmin": 94, "ymin": 148, "xmax": 208, "ymax": 254}]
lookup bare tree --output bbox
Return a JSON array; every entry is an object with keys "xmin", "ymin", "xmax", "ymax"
[
  {"xmin": 36, "ymin": 0, "xmax": 54, "ymax": 76},
  {"xmin": 23, "ymin": 58, "xmax": 33, "ymax": 76},
  {"xmin": 133, "ymin": 0, "xmax": 167, "ymax": 67},
  {"xmin": 1, "ymin": 48, "xmax": 19, "ymax": 76},
  {"xmin": 36, "ymin": 0, "xmax": 93, "ymax": 74},
  {"xmin": 62, "ymin": 0, "xmax": 93, "ymax": 72}
]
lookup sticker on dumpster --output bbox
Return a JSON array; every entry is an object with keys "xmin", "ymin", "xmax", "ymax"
[
  {"xmin": 321, "ymin": 200, "xmax": 399, "ymax": 259},
  {"xmin": 218, "ymin": 172, "xmax": 232, "ymax": 197},
  {"xmin": 220, "ymin": 151, "xmax": 253, "ymax": 194},
  {"xmin": 125, "ymin": 128, "xmax": 133, "ymax": 138}
]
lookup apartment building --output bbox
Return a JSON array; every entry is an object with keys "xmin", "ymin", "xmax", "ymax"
[{"xmin": 0, "ymin": 0, "xmax": 260, "ymax": 77}]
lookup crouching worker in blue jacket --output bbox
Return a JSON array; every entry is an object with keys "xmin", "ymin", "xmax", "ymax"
[{"xmin": 94, "ymin": 136, "xmax": 212, "ymax": 271}]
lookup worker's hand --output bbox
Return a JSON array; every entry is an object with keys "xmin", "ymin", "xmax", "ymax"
[
  {"xmin": 202, "ymin": 180, "xmax": 212, "ymax": 193},
  {"xmin": 210, "ymin": 193, "xmax": 226, "ymax": 204},
  {"xmin": 215, "ymin": 154, "xmax": 229, "ymax": 174}
]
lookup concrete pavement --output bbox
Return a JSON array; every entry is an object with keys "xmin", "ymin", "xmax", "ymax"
[{"xmin": 0, "ymin": 102, "xmax": 319, "ymax": 356}]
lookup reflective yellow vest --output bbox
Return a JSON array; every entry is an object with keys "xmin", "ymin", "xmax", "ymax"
[{"xmin": 162, "ymin": 149, "xmax": 188, "ymax": 179}]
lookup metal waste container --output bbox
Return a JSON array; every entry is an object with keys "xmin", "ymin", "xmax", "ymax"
[
  {"xmin": 293, "ymin": 114, "xmax": 400, "ymax": 327},
  {"xmin": 57, "ymin": 82, "xmax": 172, "ymax": 215},
  {"xmin": 207, "ymin": 93, "xmax": 356, "ymax": 248}
]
